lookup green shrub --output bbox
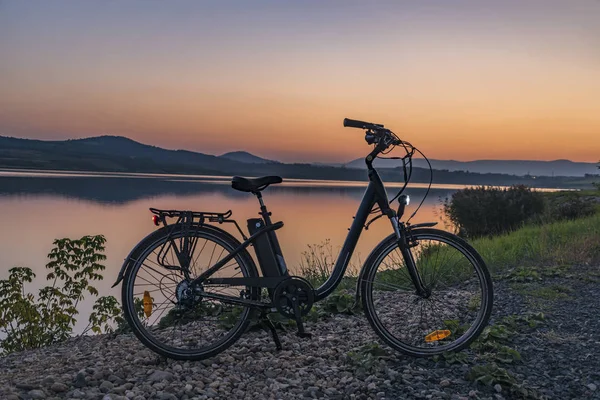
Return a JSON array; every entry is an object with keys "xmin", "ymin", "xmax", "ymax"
[
  {"xmin": 0, "ymin": 235, "xmax": 123, "ymax": 355},
  {"xmin": 443, "ymin": 185, "xmax": 545, "ymax": 238},
  {"xmin": 544, "ymin": 194, "xmax": 597, "ymax": 221}
]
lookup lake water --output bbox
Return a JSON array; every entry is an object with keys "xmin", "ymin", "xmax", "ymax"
[{"xmin": 0, "ymin": 169, "xmax": 561, "ymax": 333}]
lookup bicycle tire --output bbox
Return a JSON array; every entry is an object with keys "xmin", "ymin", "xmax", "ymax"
[
  {"xmin": 122, "ymin": 224, "xmax": 259, "ymax": 360},
  {"xmin": 360, "ymin": 228, "xmax": 493, "ymax": 356}
]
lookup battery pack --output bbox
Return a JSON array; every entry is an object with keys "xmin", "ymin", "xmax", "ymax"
[{"xmin": 247, "ymin": 218, "xmax": 284, "ymax": 277}]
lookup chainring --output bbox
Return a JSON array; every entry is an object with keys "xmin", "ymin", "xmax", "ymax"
[{"xmin": 273, "ymin": 277, "xmax": 315, "ymax": 318}]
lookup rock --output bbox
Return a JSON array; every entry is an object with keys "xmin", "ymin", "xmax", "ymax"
[
  {"xmin": 74, "ymin": 371, "xmax": 87, "ymax": 388},
  {"xmin": 41, "ymin": 376, "xmax": 55, "ymax": 386},
  {"xmin": 588, "ymin": 383, "xmax": 598, "ymax": 391},
  {"xmin": 27, "ymin": 390, "xmax": 46, "ymax": 399},
  {"xmin": 494, "ymin": 384, "xmax": 502, "ymax": 393},
  {"xmin": 50, "ymin": 382, "xmax": 68, "ymax": 392},
  {"xmin": 148, "ymin": 370, "xmax": 175, "ymax": 383},
  {"xmin": 100, "ymin": 380, "xmax": 115, "ymax": 393},
  {"xmin": 440, "ymin": 379, "xmax": 451, "ymax": 387},
  {"xmin": 16, "ymin": 383, "xmax": 38, "ymax": 390},
  {"xmin": 265, "ymin": 370, "xmax": 278, "ymax": 378},
  {"xmin": 103, "ymin": 395, "xmax": 128, "ymax": 400}
]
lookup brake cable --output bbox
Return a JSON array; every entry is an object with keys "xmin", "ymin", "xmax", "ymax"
[{"xmin": 363, "ymin": 130, "xmax": 432, "ymax": 227}]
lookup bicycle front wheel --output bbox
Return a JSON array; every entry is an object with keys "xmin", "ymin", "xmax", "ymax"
[
  {"xmin": 360, "ymin": 228, "xmax": 493, "ymax": 356},
  {"xmin": 122, "ymin": 225, "xmax": 259, "ymax": 360}
]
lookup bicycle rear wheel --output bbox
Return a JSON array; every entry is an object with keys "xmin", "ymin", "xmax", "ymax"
[
  {"xmin": 360, "ymin": 228, "xmax": 493, "ymax": 356},
  {"xmin": 122, "ymin": 225, "xmax": 258, "ymax": 360}
]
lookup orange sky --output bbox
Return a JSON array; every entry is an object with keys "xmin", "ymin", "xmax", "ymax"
[{"xmin": 0, "ymin": 1, "xmax": 598, "ymax": 163}]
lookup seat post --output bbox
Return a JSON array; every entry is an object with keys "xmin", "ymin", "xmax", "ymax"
[{"xmin": 254, "ymin": 191, "xmax": 273, "ymax": 226}]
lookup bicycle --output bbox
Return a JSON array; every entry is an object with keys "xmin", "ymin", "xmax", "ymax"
[{"xmin": 112, "ymin": 118, "xmax": 493, "ymax": 360}]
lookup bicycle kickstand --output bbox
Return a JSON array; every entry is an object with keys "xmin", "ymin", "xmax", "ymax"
[{"xmin": 260, "ymin": 313, "xmax": 283, "ymax": 351}]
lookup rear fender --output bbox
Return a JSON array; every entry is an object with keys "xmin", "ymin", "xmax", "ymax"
[
  {"xmin": 111, "ymin": 228, "xmax": 165, "ymax": 288},
  {"xmin": 111, "ymin": 223, "xmax": 252, "ymax": 288}
]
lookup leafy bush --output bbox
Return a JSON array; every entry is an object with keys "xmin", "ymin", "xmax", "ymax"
[
  {"xmin": 443, "ymin": 185, "xmax": 545, "ymax": 238},
  {"xmin": 544, "ymin": 194, "xmax": 597, "ymax": 221},
  {"xmin": 0, "ymin": 235, "xmax": 123, "ymax": 355},
  {"xmin": 346, "ymin": 342, "xmax": 391, "ymax": 372},
  {"xmin": 319, "ymin": 292, "xmax": 361, "ymax": 315}
]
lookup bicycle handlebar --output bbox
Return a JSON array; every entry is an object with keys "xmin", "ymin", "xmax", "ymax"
[
  {"xmin": 344, "ymin": 117, "xmax": 401, "ymax": 147},
  {"xmin": 343, "ymin": 118, "xmax": 384, "ymax": 130}
]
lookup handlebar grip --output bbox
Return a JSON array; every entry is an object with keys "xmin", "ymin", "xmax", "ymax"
[
  {"xmin": 343, "ymin": 118, "xmax": 368, "ymax": 128},
  {"xmin": 343, "ymin": 118, "xmax": 383, "ymax": 130}
]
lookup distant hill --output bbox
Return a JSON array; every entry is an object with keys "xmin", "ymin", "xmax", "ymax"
[
  {"xmin": 0, "ymin": 135, "xmax": 245, "ymax": 174},
  {"xmin": 219, "ymin": 151, "xmax": 278, "ymax": 164},
  {"xmin": 0, "ymin": 135, "xmax": 595, "ymax": 189},
  {"xmin": 343, "ymin": 157, "xmax": 598, "ymax": 177}
]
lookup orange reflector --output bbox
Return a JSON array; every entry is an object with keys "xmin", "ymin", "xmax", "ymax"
[
  {"xmin": 143, "ymin": 290, "xmax": 153, "ymax": 318},
  {"xmin": 425, "ymin": 329, "xmax": 451, "ymax": 342}
]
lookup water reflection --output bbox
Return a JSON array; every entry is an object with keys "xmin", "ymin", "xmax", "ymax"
[
  {"xmin": 0, "ymin": 172, "xmax": 454, "ymax": 333},
  {"xmin": 0, "ymin": 174, "xmax": 460, "ymax": 205}
]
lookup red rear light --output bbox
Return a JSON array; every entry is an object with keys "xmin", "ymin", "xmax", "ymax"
[{"xmin": 152, "ymin": 215, "xmax": 160, "ymax": 226}]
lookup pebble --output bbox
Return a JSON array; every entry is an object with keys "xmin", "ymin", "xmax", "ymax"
[
  {"xmin": 50, "ymin": 382, "xmax": 68, "ymax": 392},
  {"xmin": 148, "ymin": 370, "xmax": 175, "ymax": 383},
  {"xmin": 27, "ymin": 390, "xmax": 46, "ymax": 399}
]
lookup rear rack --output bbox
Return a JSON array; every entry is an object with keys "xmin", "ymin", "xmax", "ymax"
[
  {"xmin": 150, "ymin": 207, "xmax": 232, "ymax": 223},
  {"xmin": 149, "ymin": 207, "xmax": 247, "ymax": 240}
]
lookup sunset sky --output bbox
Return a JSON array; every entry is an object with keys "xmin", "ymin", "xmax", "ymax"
[{"xmin": 1, "ymin": 1, "xmax": 598, "ymax": 163}]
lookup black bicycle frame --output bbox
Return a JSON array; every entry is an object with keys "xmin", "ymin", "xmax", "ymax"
[{"xmin": 191, "ymin": 164, "xmax": 410, "ymax": 302}]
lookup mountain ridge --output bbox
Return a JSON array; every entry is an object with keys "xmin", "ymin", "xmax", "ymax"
[
  {"xmin": 0, "ymin": 135, "xmax": 596, "ymax": 187},
  {"xmin": 343, "ymin": 157, "xmax": 597, "ymax": 177}
]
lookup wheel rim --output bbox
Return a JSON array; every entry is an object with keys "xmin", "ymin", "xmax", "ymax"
[
  {"xmin": 364, "ymin": 233, "xmax": 490, "ymax": 354},
  {"xmin": 125, "ymin": 230, "xmax": 253, "ymax": 357}
]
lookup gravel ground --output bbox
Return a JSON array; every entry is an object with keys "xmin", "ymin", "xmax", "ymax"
[{"xmin": 1, "ymin": 264, "xmax": 599, "ymax": 400}]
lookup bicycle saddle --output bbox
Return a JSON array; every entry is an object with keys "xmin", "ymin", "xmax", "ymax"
[{"xmin": 231, "ymin": 176, "xmax": 283, "ymax": 192}]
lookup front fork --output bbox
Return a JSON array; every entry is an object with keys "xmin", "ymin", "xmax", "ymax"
[{"xmin": 390, "ymin": 216, "xmax": 429, "ymax": 298}]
